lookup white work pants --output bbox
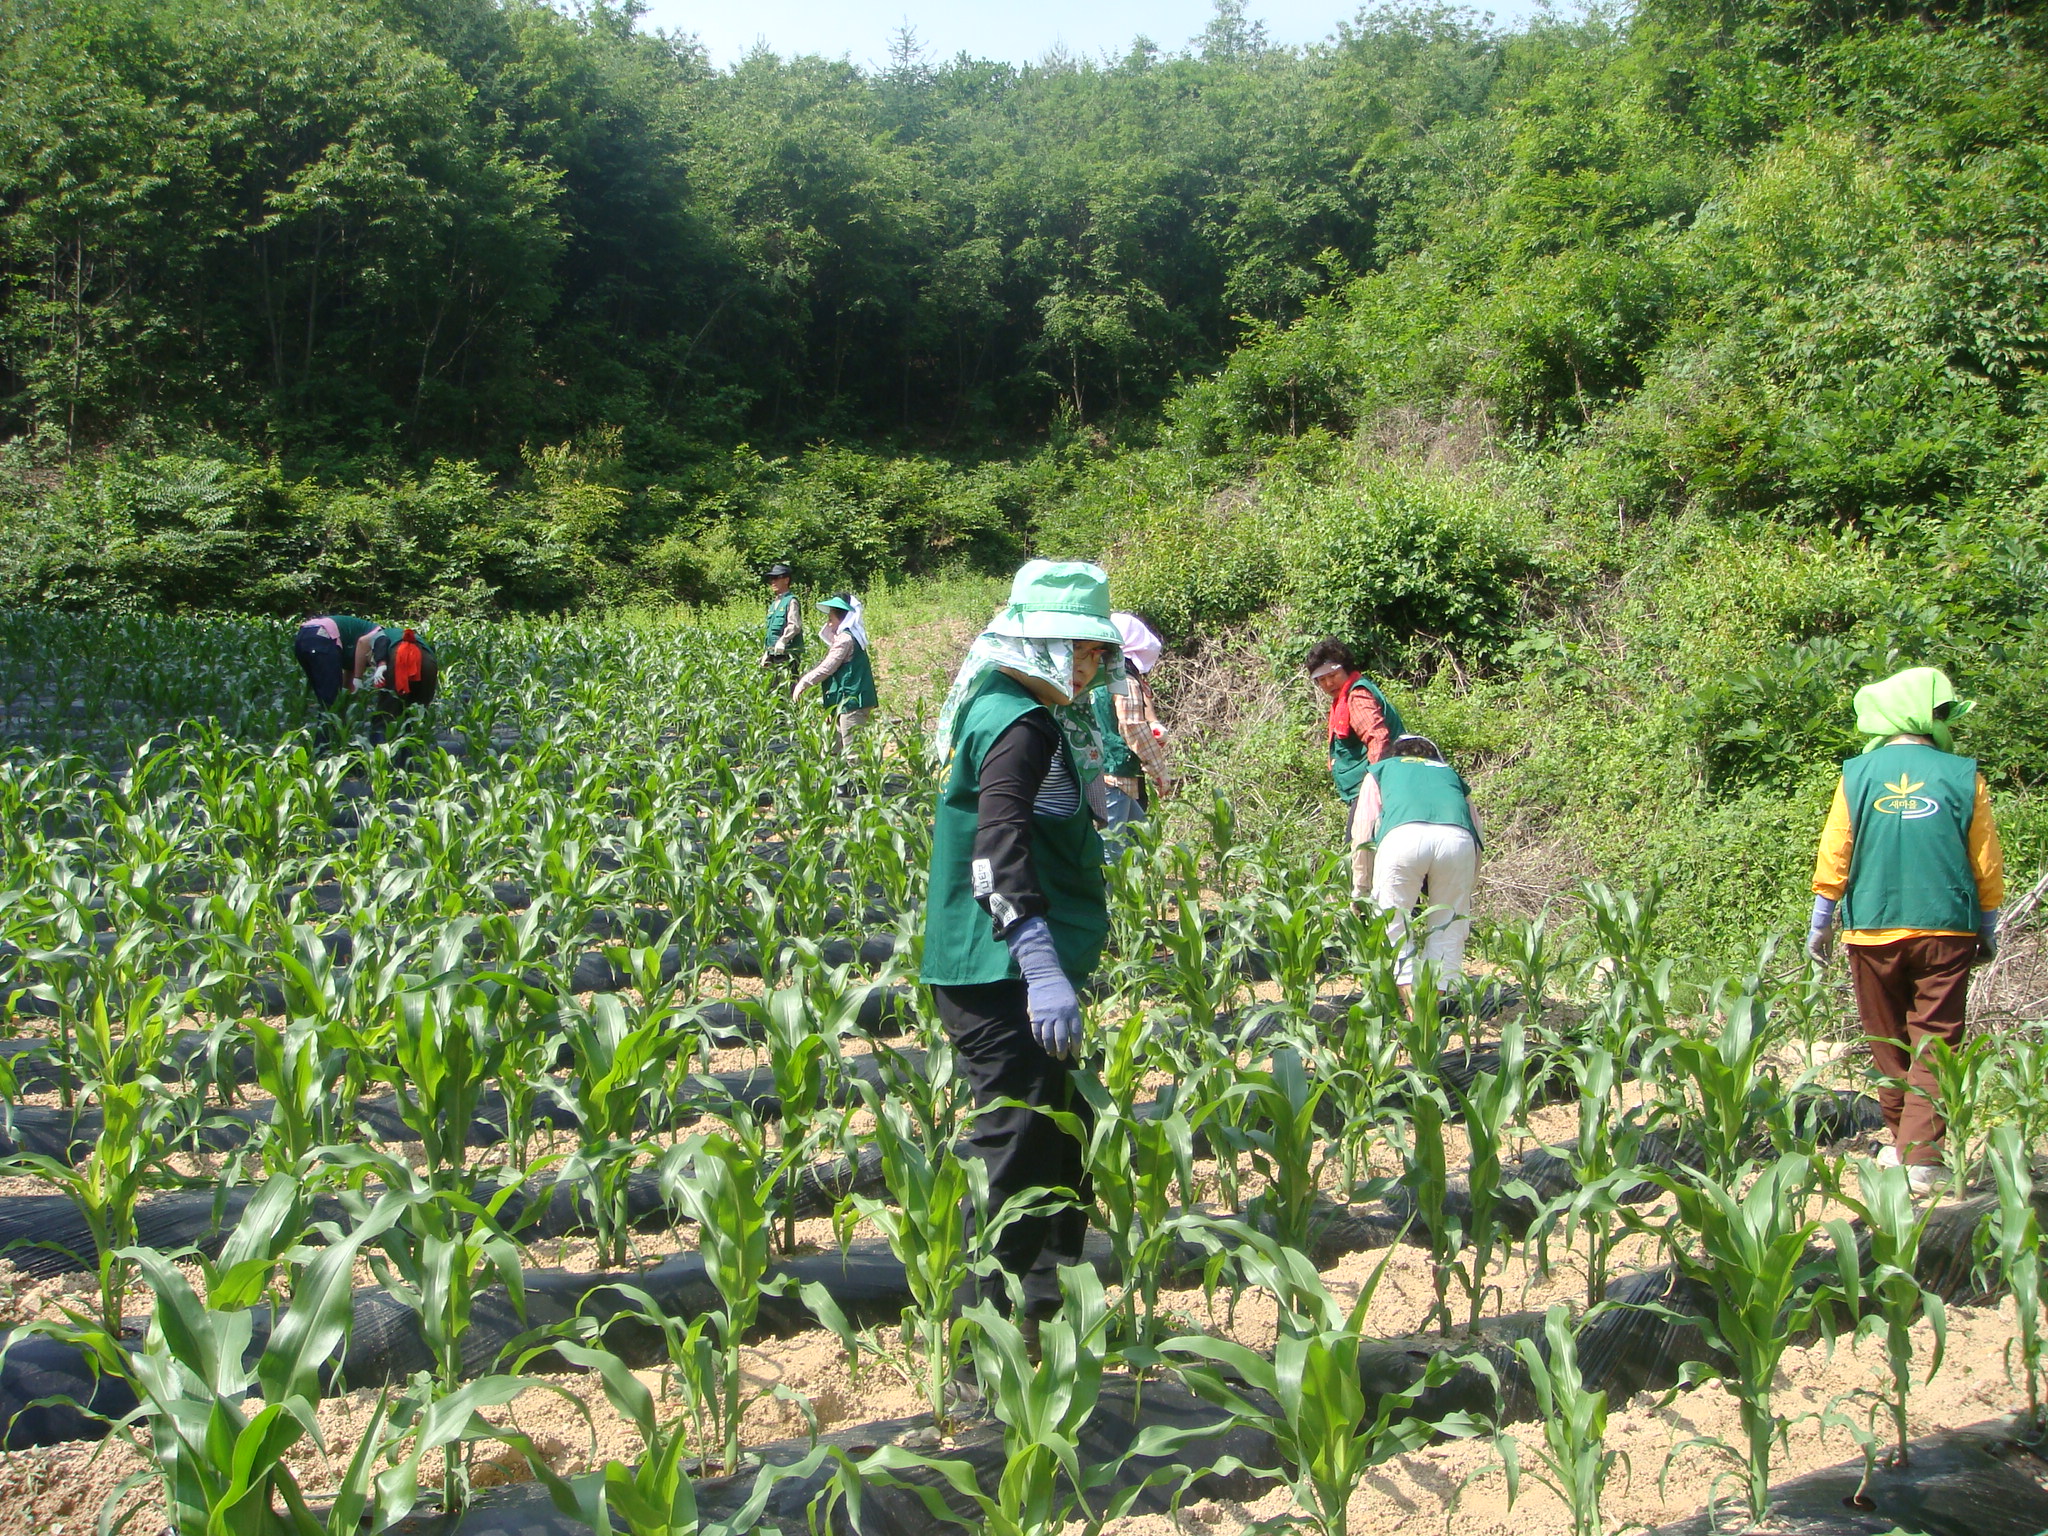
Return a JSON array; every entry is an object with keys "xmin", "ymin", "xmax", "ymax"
[{"xmin": 1371, "ymin": 821, "xmax": 1480, "ymax": 988}]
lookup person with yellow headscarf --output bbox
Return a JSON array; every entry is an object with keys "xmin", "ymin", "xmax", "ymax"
[{"xmin": 1807, "ymin": 666, "xmax": 2005, "ymax": 1194}]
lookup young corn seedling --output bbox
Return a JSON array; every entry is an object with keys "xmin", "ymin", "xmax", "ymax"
[
  {"xmin": 753, "ymin": 976, "xmax": 852, "ymax": 1251},
  {"xmin": 1826, "ymin": 1155, "xmax": 1947, "ymax": 1468},
  {"xmin": 1540, "ymin": 1044, "xmax": 1652, "ymax": 1310},
  {"xmin": 523, "ymin": 1319, "xmax": 829, "ymax": 1536},
  {"xmin": 342, "ymin": 1159, "xmax": 531, "ymax": 1514},
  {"xmin": 1240, "ymin": 1046, "xmax": 1338, "ymax": 1255},
  {"xmin": 1155, "ymin": 1221, "xmax": 1489, "ymax": 1536},
  {"xmin": 1640, "ymin": 1152, "xmax": 1853, "ymax": 1528},
  {"xmin": 1979, "ymin": 1122, "xmax": 2046, "ymax": 1435},
  {"xmin": 1923, "ymin": 1031, "xmax": 2001, "ymax": 1193},
  {"xmin": 1254, "ymin": 882, "xmax": 1341, "ymax": 1019},
  {"xmin": 47, "ymin": 1188, "xmax": 416, "ymax": 1536},
  {"xmin": 1447, "ymin": 1019, "xmax": 1530, "ymax": 1333},
  {"xmin": 662, "ymin": 1131, "xmax": 784, "ymax": 1477},
  {"xmin": 844, "ymin": 1088, "xmax": 1000, "ymax": 1429},
  {"xmin": 1312, "ymin": 1000, "xmax": 1402, "ymax": 1196},
  {"xmin": 4, "ymin": 986, "xmax": 176, "ymax": 1333},
  {"xmin": 1058, "ymin": 1073, "xmax": 1198, "ymax": 1348},
  {"xmin": 1498, "ymin": 1305, "xmax": 1627, "ymax": 1536},
  {"xmin": 1651, "ymin": 988, "xmax": 1790, "ymax": 1183},
  {"xmin": 549, "ymin": 989, "xmax": 678, "ymax": 1267},
  {"xmin": 1399, "ymin": 1088, "xmax": 1460, "ymax": 1335}
]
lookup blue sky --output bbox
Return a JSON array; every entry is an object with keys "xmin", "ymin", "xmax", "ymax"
[{"xmin": 637, "ymin": 0, "xmax": 1549, "ymax": 71}]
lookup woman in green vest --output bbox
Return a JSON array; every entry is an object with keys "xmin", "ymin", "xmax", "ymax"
[
  {"xmin": 1305, "ymin": 637, "xmax": 1404, "ymax": 805},
  {"xmin": 1353, "ymin": 734, "xmax": 1482, "ymax": 1012},
  {"xmin": 921, "ymin": 559, "xmax": 1122, "ymax": 1328},
  {"xmin": 791, "ymin": 592, "xmax": 878, "ymax": 757},
  {"xmin": 1807, "ymin": 666, "xmax": 2005, "ymax": 1194}
]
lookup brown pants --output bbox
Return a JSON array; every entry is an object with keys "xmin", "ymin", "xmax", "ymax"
[{"xmin": 1846, "ymin": 934, "xmax": 1977, "ymax": 1166}]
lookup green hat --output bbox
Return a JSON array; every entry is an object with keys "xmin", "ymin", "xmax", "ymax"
[
  {"xmin": 1854, "ymin": 666, "xmax": 1972, "ymax": 753},
  {"xmin": 985, "ymin": 560, "xmax": 1121, "ymax": 646},
  {"xmin": 818, "ymin": 593, "xmax": 855, "ymax": 613}
]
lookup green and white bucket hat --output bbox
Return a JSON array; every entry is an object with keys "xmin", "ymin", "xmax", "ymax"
[{"xmin": 984, "ymin": 560, "xmax": 1123, "ymax": 646}]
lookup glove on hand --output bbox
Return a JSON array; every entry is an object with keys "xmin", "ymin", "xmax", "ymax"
[
  {"xmin": 1006, "ymin": 915, "xmax": 1083, "ymax": 1060},
  {"xmin": 1806, "ymin": 896, "xmax": 1838, "ymax": 966},
  {"xmin": 1978, "ymin": 909, "xmax": 2001, "ymax": 966}
]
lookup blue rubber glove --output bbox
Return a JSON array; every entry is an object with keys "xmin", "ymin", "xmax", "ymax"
[
  {"xmin": 1979, "ymin": 909, "xmax": 2000, "ymax": 965},
  {"xmin": 1006, "ymin": 915, "xmax": 1083, "ymax": 1060},
  {"xmin": 1806, "ymin": 896, "xmax": 1838, "ymax": 966}
]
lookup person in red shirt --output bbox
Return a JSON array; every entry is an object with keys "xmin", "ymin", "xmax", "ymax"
[{"xmin": 1305, "ymin": 637, "xmax": 1407, "ymax": 898}]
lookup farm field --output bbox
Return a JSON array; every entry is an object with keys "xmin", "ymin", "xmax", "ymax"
[{"xmin": 0, "ymin": 610, "xmax": 2043, "ymax": 1536}]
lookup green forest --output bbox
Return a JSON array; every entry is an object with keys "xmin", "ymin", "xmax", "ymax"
[{"xmin": 3, "ymin": 0, "xmax": 2046, "ymax": 948}]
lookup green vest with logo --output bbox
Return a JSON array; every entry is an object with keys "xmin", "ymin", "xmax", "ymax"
[
  {"xmin": 1367, "ymin": 756, "xmax": 1480, "ymax": 846},
  {"xmin": 1329, "ymin": 675, "xmax": 1406, "ymax": 804},
  {"xmin": 822, "ymin": 641, "xmax": 877, "ymax": 712},
  {"xmin": 920, "ymin": 675, "xmax": 1108, "ymax": 988},
  {"xmin": 1841, "ymin": 743, "xmax": 1980, "ymax": 933},
  {"xmin": 1090, "ymin": 681, "xmax": 1141, "ymax": 777},
  {"xmin": 764, "ymin": 592, "xmax": 798, "ymax": 652}
]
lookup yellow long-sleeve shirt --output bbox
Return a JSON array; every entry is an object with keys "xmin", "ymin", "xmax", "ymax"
[{"xmin": 1811, "ymin": 766, "xmax": 2005, "ymax": 943}]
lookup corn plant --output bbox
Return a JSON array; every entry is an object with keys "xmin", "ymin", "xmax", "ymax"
[
  {"xmin": 1399, "ymin": 1088, "xmax": 1460, "ymax": 1335},
  {"xmin": 1239, "ymin": 1046, "xmax": 1337, "ymax": 1254},
  {"xmin": 1153, "ymin": 1222, "xmax": 1487, "ymax": 1536},
  {"xmin": 1447, "ymin": 1019, "xmax": 1530, "ymax": 1333},
  {"xmin": 1827, "ymin": 1156, "xmax": 1947, "ymax": 1466},
  {"xmin": 1496, "ymin": 1305, "xmax": 1626, "ymax": 1536},
  {"xmin": 662, "ymin": 1131, "xmax": 783, "ymax": 1476},
  {"xmin": 1312, "ymin": 999, "xmax": 1402, "ymax": 1195},
  {"xmin": 1253, "ymin": 882, "xmax": 1340, "ymax": 1018},
  {"xmin": 1640, "ymin": 1153, "xmax": 1853, "ymax": 1527},
  {"xmin": 524, "ymin": 1322, "xmax": 829, "ymax": 1536},
  {"xmin": 843, "ymin": 1090, "xmax": 987, "ymax": 1429},
  {"xmin": 4, "ymin": 986, "xmax": 176, "ymax": 1332},
  {"xmin": 47, "ymin": 1186, "xmax": 416, "ymax": 1535},
  {"xmin": 1063, "ymin": 1073, "xmax": 1197, "ymax": 1348},
  {"xmin": 341, "ymin": 1161, "xmax": 531, "ymax": 1513},
  {"xmin": 1536, "ymin": 1044, "xmax": 1654, "ymax": 1309},
  {"xmin": 548, "ymin": 989, "xmax": 678, "ymax": 1266},
  {"xmin": 1922, "ymin": 1032, "xmax": 2001, "ymax": 1191},
  {"xmin": 1979, "ymin": 1122, "xmax": 2045, "ymax": 1434},
  {"xmin": 1650, "ymin": 989, "xmax": 1790, "ymax": 1182}
]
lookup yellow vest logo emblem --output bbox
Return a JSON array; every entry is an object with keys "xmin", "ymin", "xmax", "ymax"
[{"xmin": 1872, "ymin": 775, "xmax": 1939, "ymax": 820}]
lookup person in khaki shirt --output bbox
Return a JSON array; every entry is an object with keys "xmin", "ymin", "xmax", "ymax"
[{"xmin": 1807, "ymin": 666, "xmax": 2004, "ymax": 1193}]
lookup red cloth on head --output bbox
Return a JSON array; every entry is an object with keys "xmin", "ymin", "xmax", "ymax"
[
  {"xmin": 1326, "ymin": 671, "xmax": 1360, "ymax": 741},
  {"xmin": 392, "ymin": 629, "xmax": 424, "ymax": 698}
]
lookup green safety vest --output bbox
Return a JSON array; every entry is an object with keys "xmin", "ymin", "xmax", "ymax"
[
  {"xmin": 1329, "ymin": 674, "xmax": 1406, "ymax": 804},
  {"xmin": 1841, "ymin": 743, "xmax": 1981, "ymax": 933},
  {"xmin": 333, "ymin": 615, "xmax": 378, "ymax": 660},
  {"xmin": 764, "ymin": 592, "xmax": 798, "ymax": 652},
  {"xmin": 1090, "ymin": 681, "xmax": 1141, "ymax": 777},
  {"xmin": 821, "ymin": 640, "xmax": 877, "ymax": 712},
  {"xmin": 920, "ymin": 674, "xmax": 1108, "ymax": 988},
  {"xmin": 1367, "ymin": 756, "xmax": 1480, "ymax": 846}
]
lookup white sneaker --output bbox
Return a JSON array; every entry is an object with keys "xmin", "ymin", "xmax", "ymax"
[
  {"xmin": 1905, "ymin": 1164, "xmax": 1949, "ymax": 1196},
  {"xmin": 1876, "ymin": 1145, "xmax": 1901, "ymax": 1168}
]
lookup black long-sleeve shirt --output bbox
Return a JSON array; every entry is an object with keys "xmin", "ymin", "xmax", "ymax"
[{"xmin": 970, "ymin": 712, "xmax": 1080, "ymax": 939}]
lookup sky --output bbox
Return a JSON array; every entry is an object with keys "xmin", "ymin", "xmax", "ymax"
[{"xmin": 635, "ymin": 0, "xmax": 1548, "ymax": 71}]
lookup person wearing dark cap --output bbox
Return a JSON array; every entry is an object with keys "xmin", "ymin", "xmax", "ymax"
[
  {"xmin": 922, "ymin": 559, "xmax": 1122, "ymax": 1337},
  {"xmin": 791, "ymin": 592, "xmax": 877, "ymax": 757},
  {"xmin": 1353, "ymin": 733, "xmax": 1481, "ymax": 1012},
  {"xmin": 759, "ymin": 563, "xmax": 803, "ymax": 678}
]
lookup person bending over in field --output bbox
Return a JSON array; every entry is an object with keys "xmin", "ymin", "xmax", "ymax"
[
  {"xmin": 353, "ymin": 625, "xmax": 439, "ymax": 742},
  {"xmin": 1091, "ymin": 611, "xmax": 1176, "ymax": 847},
  {"xmin": 1305, "ymin": 637, "xmax": 1404, "ymax": 849},
  {"xmin": 1354, "ymin": 734, "xmax": 1482, "ymax": 1013},
  {"xmin": 295, "ymin": 613, "xmax": 383, "ymax": 708},
  {"xmin": 921, "ymin": 559, "xmax": 1122, "ymax": 1352},
  {"xmin": 759, "ymin": 562, "xmax": 803, "ymax": 683},
  {"xmin": 1807, "ymin": 666, "xmax": 2005, "ymax": 1196},
  {"xmin": 791, "ymin": 592, "xmax": 877, "ymax": 759}
]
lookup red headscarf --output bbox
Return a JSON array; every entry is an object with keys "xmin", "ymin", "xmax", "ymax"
[
  {"xmin": 391, "ymin": 629, "xmax": 424, "ymax": 698},
  {"xmin": 1325, "ymin": 670, "xmax": 1359, "ymax": 741}
]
